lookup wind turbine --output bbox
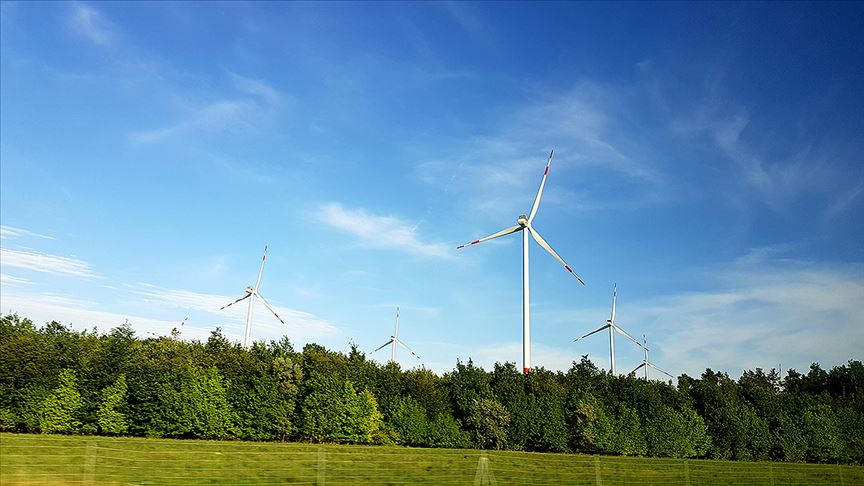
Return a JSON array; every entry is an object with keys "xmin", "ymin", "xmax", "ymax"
[
  {"xmin": 457, "ymin": 150, "xmax": 584, "ymax": 374},
  {"xmin": 630, "ymin": 335, "xmax": 673, "ymax": 380},
  {"xmin": 574, "ymin": 284, "xmax": 643, "ymax": 375},
  {"xmin": 220, "ymin": 246, "xmax": 285, "ymax": 349},
  {"xmin": 370, "ymin": 307, "xmax": 420, "ymax": 363}
]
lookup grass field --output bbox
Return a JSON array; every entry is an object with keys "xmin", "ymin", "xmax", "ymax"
[{"xmin": 1, "ymin": 433, "xmax": 861, "ymax": 485}]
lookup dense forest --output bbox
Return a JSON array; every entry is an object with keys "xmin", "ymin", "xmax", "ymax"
[{"xmin": 1, "ymin": 314, "xmax": 861, "ymax": 464}]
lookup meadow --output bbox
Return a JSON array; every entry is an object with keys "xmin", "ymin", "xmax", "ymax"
[{"xmin": 1, "ymin": 433, "xmax": 861, "ymax": 485}]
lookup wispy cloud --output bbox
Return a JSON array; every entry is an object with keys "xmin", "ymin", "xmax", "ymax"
[
  {"xmin": 825, "ymin": 179, "xmax": 864, "ymax": 218},
  {"xmin": 0, "ymin": 248, "xmax": 96, "ymax": 279},
  {"xmin": 416, "ymin": 83, "xmax": 669, "ymax": 219},
  {"xmin": 316, "ymin": 203, "xmax": 452, "ymax": 258},
  {"xmin": 628, "ymin": 262, "xmax": 864, "ymax": 378},
  {"xmin": 131, "ymin": 284, "xmax": 338, "ymax": 340},
  {"xmin": 129, "ymin": 71, "xmax": 287, "ymax": 146},
  {"xmin": 129, "ymin": 100, "xmax": 259, "ymax": 146},
  {"xmin": 449, "ymin": 341, "xmax": 583, "ymax": 375},
  {"xmin": 0, "ymin": 274, "xmax": 31, "ymax": 286},
  {"xmin": 0, "ymin": 291, "xmax": 214, "ymax": 341},
  {"xmin": 228, "ymin": 71, "xmax": 284, "ymax": 106},
  {"xmin": 69, "ymin": 2, "xmax": 115, "ymax": 46},
  {"xmin": 674, "ymin": 97, "xmax": 863, "ymax": 215},
  {"xmin": 0, "ymin": 225, "xmax": 54, "ymax": 240}
]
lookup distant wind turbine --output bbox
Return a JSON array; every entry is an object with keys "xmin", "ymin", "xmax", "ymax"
[
  {"xmin": 630, "ymin": 335, "xmax": 673, "ymax": 380},
  {"xmin": 220, "ymin": 246, "xmax": 285, "ymax": 349},
  {"xmin": 457, "ymin": 150, "xmax": 584, "ymax": 374},
  {"xmin": 574, "ymin": 284, "xmax": 642, "ymax": 375},
  {"xmin": 370, "ymin": 307, "xmax": 420, "ymax": 363}
]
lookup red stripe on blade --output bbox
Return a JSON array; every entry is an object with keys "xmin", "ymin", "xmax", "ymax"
[
  {"xmin": 545, "ymin": 166, "xmax": 549, "ymax": 175},
  {"xmin": 471, "ymin": 240, "xmax": 480, "ymax": 245}
]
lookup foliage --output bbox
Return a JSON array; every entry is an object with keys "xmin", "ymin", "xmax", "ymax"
[
  {"xmin": 152, "ymin": 365, "xmax": 237, "ymax": 439},
  {"xmin": 466, "ymin": 398, "xmax": 509, "ymax": 449},
  {"xmin": 97, "ymin": 374, "xmax": 128, "ymax": 435},
  {"xmin": 301, "ymin": 373, "xmax": 383, "ymax": 444},
  {"xmin": 0, "ymin": 313, "xmax": 861, "ymax": 465},
  {"xmin": 39, "ymin": 369, "xmax": 83, "ymax": 434}
]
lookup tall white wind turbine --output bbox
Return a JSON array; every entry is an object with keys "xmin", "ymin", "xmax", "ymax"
[
  {"xmin": 371, "ymin": 307, "xmax": 420, "ymax": 363},
  {"xmin": 457, "ymin": 150, "xmax": 584, "ymax": 374},
  {"xmin": 574, "ymin": 284, "xmax": 642, "ymax": 375},
  {"xmin": 220, "ymin": 246, "xmax": 285, "ymax": 349},
  {"xmin": 630, "ymin": 335, "xmax": 673, "ymax": 381}
]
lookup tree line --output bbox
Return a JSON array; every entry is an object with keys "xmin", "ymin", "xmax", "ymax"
[{"xmin": 0, "ymin": 314, "xmax": 861, "ymax": 464}]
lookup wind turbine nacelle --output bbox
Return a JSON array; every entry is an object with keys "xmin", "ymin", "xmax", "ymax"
[
  {"xmin": 245, "ymin": 287, "xmax": 254, "ymax": 294},
  {"xmin": 517, "ymin": 214, "xmax": 528, "ymax": 226}
]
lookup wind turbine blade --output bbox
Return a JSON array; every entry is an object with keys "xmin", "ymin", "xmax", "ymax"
[
  {"xmin": 396, "ymin": 339, "xmax": 421, "ymax": 360},
  {"xmin": 648, "ymin": 362, "xmax": 674, "ymax": 378},
  {"xmin": 394, "ymin": 307, "xmax": 400, "ymax": 339},
  {"xmin": 220, "ymin": 293, "xmax": 251, "ymax": 310},
  {"xmin": 574, "ymin": 324, "xmax": 609, "ymax": 342},
  {"xmin": 529, "ymin": 227, "xmax": 585, "ymax": 285},
  {"xmin": 372, "ymin": 339, "xmax": 394, "ymax": 354},
  {"xmin": 528, "ymin": 150, "xmax": 554, "ymax": 223},
  {"xmin": 456, "ymin": 225, "xmax": 522, "ymax": 249},
  {"xmin": 612, "ymin": 324, "xmax": 644, "ymax": 348},
  {"xmin": 611, "ymin": 284, "xmax": 617, "ymax": 323},
  {"xmin": 630, "ymin": 363, "xmax": 647, "ymax": 375},
  {"xmin": 255, "ymin": 292, "xmax": 286, "ymax": 325},
  {"xmin": 254, "ymin": 245, "xmax": 268, "ymax": 290}
]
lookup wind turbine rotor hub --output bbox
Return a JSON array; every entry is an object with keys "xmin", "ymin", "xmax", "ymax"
[
  {"xmin": 245, "ymin": 287, "xmax": 254, "ymax": 294},
  {"xmin": 517, "ymin": 214, "xmax": 528, "ymax": 226}
]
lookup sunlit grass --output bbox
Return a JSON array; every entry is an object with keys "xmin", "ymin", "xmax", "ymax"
[{"xmin": 1, "ymin": 433, "xmax": 861, "ymax": 485}]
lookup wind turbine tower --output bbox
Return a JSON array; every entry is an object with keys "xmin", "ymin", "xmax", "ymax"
[
  {"xmin": 574, "ymin": 284, "xmax": 643, "ymax": 375},
  {"xmin": 457, "ymin": 150, "xmax": 585, "ymax": 374},
  {"xmin": 371, "ymin": 307, "xmax": 421, "ymax": 363},
  {"xmin": 220, "ymin": 246, "xmax": 285, "ymax": 349},
  {"xmin": 630, "ymin": 335, "xmax": 674, "ymax": 380}
]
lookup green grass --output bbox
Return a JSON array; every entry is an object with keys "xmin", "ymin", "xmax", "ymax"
[{"xmin": 1, "ymin": 433, "xmax": 861, "ymax": 485}]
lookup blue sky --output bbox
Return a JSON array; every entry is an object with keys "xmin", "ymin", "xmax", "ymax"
[{"xmin": 1, "ymin": 1, "xmax": 862, "ymax": 379}]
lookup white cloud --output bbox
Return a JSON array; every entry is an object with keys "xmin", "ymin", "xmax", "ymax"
[
  {"xmin": 675, "ymin": 99, "xmax": 863, "ymax": 215},
  {"xmin": 129, "ymin": 100, "xmax": 258, "ymax": 146},
  {"xmin": 458, "ymin": 341, "xmax": 580, "ymax": 373},
  {"xmin": 0, "ymin": 225, "xmax": 54, "ymax": 240},
  {"xmin": 416, "ymin": 83, "xmax": 669, "ymax": 220},
  {"xmin": 825, "ymin": 179, "xmax": 864, "ymax": 218},
  {"xmin": 0, "ymin": 274, "xmax": 31, "ymax": 286},
  {"xmin": 228, "ymin": 71, "xmax": 283, "ymax": 106},
  {"xmin": 0, "ymin": 248, "xmax": 96, "ymax": 279},
  {"xmin": 316, "ymin": 203, "xmax": 452, "ymax": 258},
  {"xmin": 131, "ymin": 284, "xmax": 338, "ymax": 340},
  {"xmin": 626, "ymin": 263, "xmax": 864, "ymax": 378},
  {"xmin": 0, "ymin": 291, "xmax": 214, "ymax": 341},
  {"xmin": 129, "ymin": 71, "xmax": 286, "ymax": 147},
  {"xmin": 69, "ymin": 2, "xmax": 114, "ymax": 46}
]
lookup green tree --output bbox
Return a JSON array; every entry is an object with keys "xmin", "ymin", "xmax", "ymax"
[
  {"xmin": 97, "ymin": 374, "xmax": 128, "ymax": 435},
  {"xmin": 39, "ymin": 369, "xmax": 83, "ymax": 434},
  {"xmin": 388, "ymin": 395, "xmax": 429, "ymax": 445},
  {"xmin": 301, "ymin": 373, "xmax": 383, "ymax": 444},
  {"xmin": 445, "ymin": 359, "xmax": 493, "ymax": 422},
  {"xmin": 466, "ymin": 398, "xmax": 509, "ymax": 449},
  {"xmin": 803, "ymin": 403, "xmax": 845, "ymax": 462},
  {"xmin": 153, "ymin": 365, "xmax": 237, "ymax": 439}
]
